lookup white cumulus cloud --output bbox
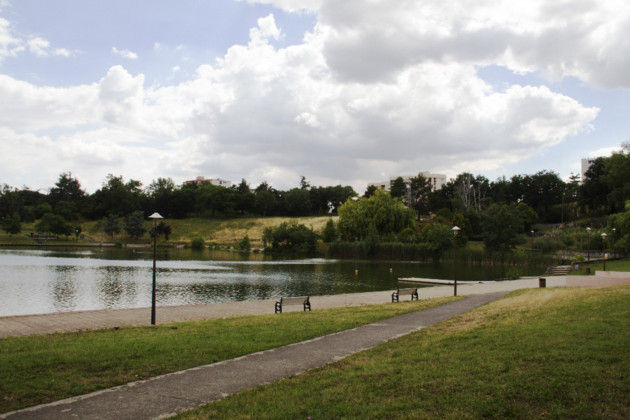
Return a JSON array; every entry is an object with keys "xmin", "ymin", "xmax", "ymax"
[
  {"xmin": 0, "ymin": 1, "xmax": 621, "ymax": 192},
  {"xmin": 112, "ymin": 47, "xmax": 138, "ymax": 59}
]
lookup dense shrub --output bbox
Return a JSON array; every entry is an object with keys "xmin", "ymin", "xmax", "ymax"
[
  {"xmin": 191, "ymin": 235, "xmax": 205, "ymax": 250},
  {"xmin": 235, "ymin": 235, "xmax": 251, "ymax": 251},
  {"xmin": 263, "ymin": 222, "xmax": 318, "ymax": 255}
]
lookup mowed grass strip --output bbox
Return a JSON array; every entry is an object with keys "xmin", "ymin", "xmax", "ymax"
[
  {"xmin": 0, "ymin": 297, "xmax": 456, "ymax": 413},
  {"xmin": 179, "ymin": 285, "xmax": 630, "ymax": 419}
]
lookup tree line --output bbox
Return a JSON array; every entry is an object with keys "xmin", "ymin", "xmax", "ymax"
[
  {"xmin": 331, "ymin": 143, "xmax": 630, "ymax": 259},
  {"xmin": 0, "ymin": 174, "xmax": 356, "ymax": 237},
  {"xmin": 1, "ymin": 143, "xmax": 629, "ymax": 245}
]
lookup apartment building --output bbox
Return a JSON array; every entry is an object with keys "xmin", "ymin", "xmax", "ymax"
[{"xmin": 368, "ymin": 172, "xmax": 447, "ymax": 193}]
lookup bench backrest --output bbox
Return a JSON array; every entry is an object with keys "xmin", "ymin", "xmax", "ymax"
[
  {"xmin": 281, "ymin": 296, "xmax": 309, "ymax": 305},
  {"xmin": 397, "ymin": 288, "xmax": 417, "ymax": 295}
]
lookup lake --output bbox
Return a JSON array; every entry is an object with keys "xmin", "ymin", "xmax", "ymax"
[{"xmin": 0, "ymin": 247, "xmax": 537, "ymax": 316}]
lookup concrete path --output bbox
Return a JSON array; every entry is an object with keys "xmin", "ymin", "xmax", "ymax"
[
  {"xmin": 0, "ymin": 276, "xmax": 566, "ymax": 338},
  {"xmin": 1, "ymin": 292, "xmax": 510, "ymax": 420}
]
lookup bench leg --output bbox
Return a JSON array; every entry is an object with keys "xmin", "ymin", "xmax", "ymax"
[
  {"xmin": 303, "ymin": 302, "xmax": 311, "ymax": 311},
  {"xmin": 275, "ymin": 302, "xmax": 282, "ymax": 314},
  {"xmin": 412, "ymin": 292, "xmax": 418, "ymax": 301},
  {"xmin": 392, "ymin": 292, "xmax": 399, "ymax": 303}
]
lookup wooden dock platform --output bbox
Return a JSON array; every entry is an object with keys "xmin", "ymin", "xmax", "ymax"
[{"xmin": 398, "ymin": 278, "xmax": 497, "ymax": 286}]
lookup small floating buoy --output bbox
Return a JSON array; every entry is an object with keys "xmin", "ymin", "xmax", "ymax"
[{"xmin": 355, "ymin": 269, "xmax": 358, "ymax": 275}]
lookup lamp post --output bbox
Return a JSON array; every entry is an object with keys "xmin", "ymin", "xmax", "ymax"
[
  {"xmin": 149, "ymin": 212, "xmax": 164, "ymax": 325},
  {"xmin": 601, "ymin": 232, "xmax": 607, "ymax": 271},
  {"xmin": 452, "ymin": 226, "xmax": 460, "ymax": 297},
  {"xmin": 586, "ymin": 227, "xmax": 591, "ymax": 261}
]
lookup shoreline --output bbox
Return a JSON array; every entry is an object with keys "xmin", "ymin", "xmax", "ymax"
[{"xmin": 0, "ymin": 277, "xmax": 568, "ymax": 338}]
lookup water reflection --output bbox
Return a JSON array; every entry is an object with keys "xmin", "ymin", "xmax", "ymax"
[
  {"xmin": 96, "ymin": 266, "xmax": 139, "ymax": 308},
  {"xmin": 50, "ymin": 266, "xmax": 79, "ymax": 312},
  {"xmin": 0, "ymin": 248, "xmax": 548, "ymax": 316}
]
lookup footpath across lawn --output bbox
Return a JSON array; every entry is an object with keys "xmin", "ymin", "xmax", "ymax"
[
  {"xmin": 0, "ymin": 297, "xmax": 456, "ymax": 413},
  {"xmin": 179, "ymin": 285, "xmax": 630, "ymax": 419}
]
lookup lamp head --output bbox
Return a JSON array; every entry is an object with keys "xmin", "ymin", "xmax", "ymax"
[{"xmin": 149, "ymin": 212, "xmax": 164, "ymax": 220}]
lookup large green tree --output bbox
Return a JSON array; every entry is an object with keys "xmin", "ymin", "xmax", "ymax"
[
  {"xmin": 321, "ymin": 218, "xmax": 337, "ymax": 243},
  {"xmin": 194, "ymin": 184, "xmax": 235, "ymax": 216},
  {"xmin": 91, "ymin": 175, "xmax": 145, "ymax": 218},
  {"xmin": 579, "ymin": 157, "xmax": 609, "ymax": 214},
  {"xmin": 480, "ymin": 204, "xmax": 525, "ymax": 255},
  {"xmin": 103, "ymin": 214, "xmax": 121, "ymax": 238},
  {"xmin": 262, "ymin": 222, "xmax": 317, "ymax": 255},
  {"xmin": 254, "ymin": 182, "xmax": 277, "ymax": 217},
  {"xmin": 309, "ymin": 185, "xmax": 356, "ymax": 215},
  {"xmin": 420, "ymin": 223, "xmax": 454, "ymax": 260},
  {"xmin": 124, "ymin": 211, "xmax": 146, "ymax": 240},
  {"xmin": 390, "ymin": 177, "xmax": 407, "ymax": 201},
  {"xmin": 146, "ymin": 177, "xmax": 176, "ymax": 217},
  {"xmin": 604, "ymin": 145, "xmax": 630, "ymax": 212},
  {"xmin": 409, "ymin": 173, "xmax": 432, "ymax": 216},
  {"xmin": 36, "ymin": 213, "xmax": 72, "ymax": 237},
  {"xmin": 282, "ymin": 188, "xmax": 311, "ymax": 216},
  {"xmin": 2, "ymin": 213, "xmax": 21, "ymax": 235},
  {"xmin": 337, "ymin": 189, "xmax": 415, "ymax": 241},
  {"xmin": 234, "ymin": 179, "xmax": 255, "ymax": 215},
  {"xmin": 49, "ymin": 172, "xmax": 84, "ymax": 199}
]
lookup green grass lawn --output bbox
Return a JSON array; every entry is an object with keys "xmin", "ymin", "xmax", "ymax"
[
  {"xmin": 179, "ymin": 285, "xmax": 630, "ymax": 419},
  {"xmin": 0, "ymin": 297, "xmax": 454, "ymax": 413},
  {"xmin": 2, "ymin": 279, "xmax": 629, "ymax": 416}
]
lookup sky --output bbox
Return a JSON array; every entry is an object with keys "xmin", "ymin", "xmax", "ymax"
[{"xmin": 0, "ymin": 0, "xmax": 629, "ymax": 194}]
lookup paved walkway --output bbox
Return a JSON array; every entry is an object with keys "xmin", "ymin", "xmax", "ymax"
[
  {"xmin": 0, "ymin": 277, "xmax": 566, "ymax": 338},
  {"xmin": 1, "ymin": 292, "xmax": 511, "ymax": 420}
]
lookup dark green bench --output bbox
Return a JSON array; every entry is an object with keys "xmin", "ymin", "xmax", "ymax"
[
  {"xmin": 275, "ymin": 296, "xmax": 311, "ymax": 313},
  {"xmin": 392, "ymin": 288, "xmax": 418, "ymax": 302}
]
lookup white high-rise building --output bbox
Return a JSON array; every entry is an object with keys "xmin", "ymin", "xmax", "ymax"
[{"xmin": 368, "ymin": 172, "xmax": 447, "ymax": 193}]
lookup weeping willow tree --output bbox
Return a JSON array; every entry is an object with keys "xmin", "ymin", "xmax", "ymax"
[{"xmin": 337, "ymin": 189, "xmax": 415, "ymax": 242}]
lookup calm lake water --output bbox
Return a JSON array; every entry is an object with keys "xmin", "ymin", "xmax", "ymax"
[{"xmin": 0, "ymin": 248, "xmax": 537, "ymax": 316}]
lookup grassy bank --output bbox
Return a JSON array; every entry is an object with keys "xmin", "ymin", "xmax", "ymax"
[
  {"xmin": 0, "ymin": 297, "xmax": 454, "ymax": 413},
  {"xmin": 161, "ymin": 216, "xmax": 335, "ymax": 246},
  {"xmin": 1, "ymin": 216, "xmax": 336, "ymax": 248},
  {"xmin": 180, "ymin": 285, "xmax": 630, "ymax": 419}
]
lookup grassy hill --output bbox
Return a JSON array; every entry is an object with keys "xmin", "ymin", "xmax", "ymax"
[
  {"xmin": 160, "ymin": 216, "xmax": 337, "ymax": 247},
  {"xmin": 1, "ymin": 216, "xmax": 338, "ymax": 247}
]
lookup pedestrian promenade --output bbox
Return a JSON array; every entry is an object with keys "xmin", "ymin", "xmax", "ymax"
[
  {"xmin": 0, "ymin": 276, "xmax": 566, "ymax": 338},
  {"xmin": 1, "ymin": 292, "xmax": 511, "ymax": 420}
]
